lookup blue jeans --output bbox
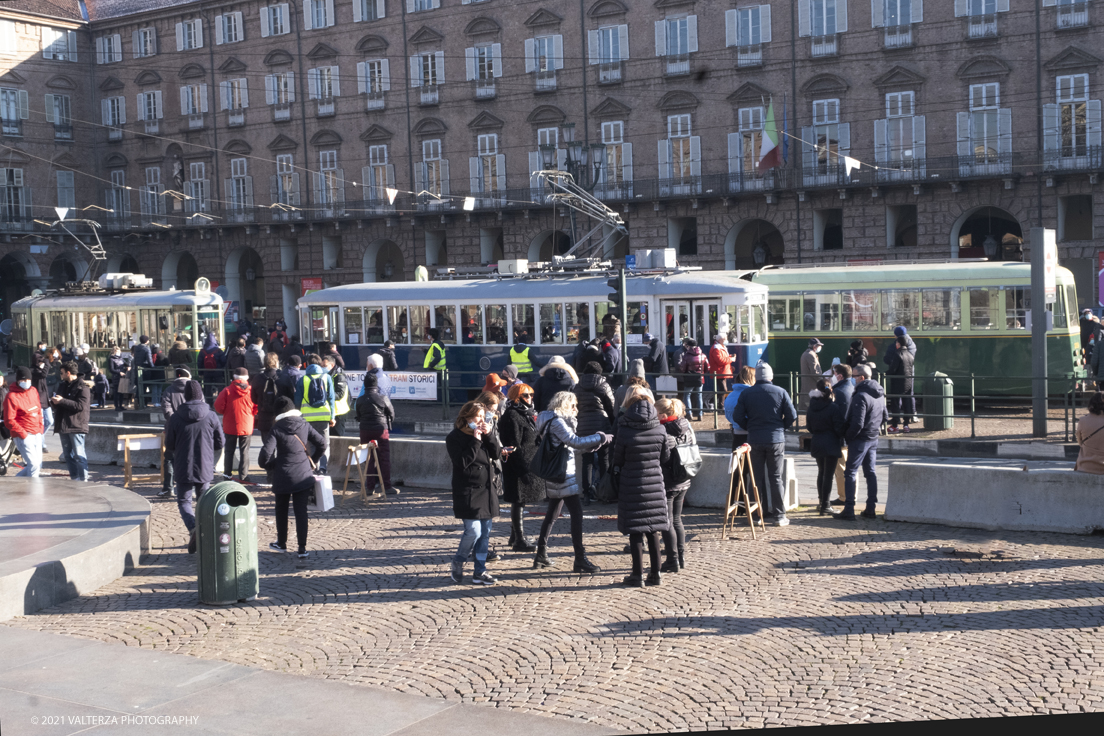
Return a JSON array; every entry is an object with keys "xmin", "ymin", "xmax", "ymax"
[
  {"xmin": 41, "ymin": 406, "xmax": 53, "ymax": 435},
  {"xmin": 683, "ymin": 384, "xmax": 703, "ymax": 417},
  {"xmin": 453, "ymin": 519, "xmax": 492, "ymax": 576},
  {"xmin": 14, "ymin": 434, "xmax": 42, "ymax": 477},
  {"xmin": 176, "ymin": 482, "xmax": 209, "ymax": 532},
  {"xmin": 59, "ymin": 433, "xmax": 88, "ymax": 481},
  {"xmin": 844, "ymin": 439, "xmax": 878, "ymax": 514}
]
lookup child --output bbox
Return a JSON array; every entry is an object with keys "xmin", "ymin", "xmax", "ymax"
[
  {"xmin": 656, "ymin": 397, "xmax": 697, "ymax": 572},
  {"xmin": 91, "ymin": 365, "xmax": 110, "ymax": 409}
]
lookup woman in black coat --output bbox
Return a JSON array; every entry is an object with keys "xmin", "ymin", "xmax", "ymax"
[
  {"xmin": 805, "ymin": 378, "xmax": 846, "ymax": 515},
  {"xmin": 656, "ymin": 397, "xmax": 695, "ymax": 573},
  {"xmin": 355, "ymin": 372, "xmax": 396, "ymax": 495},
  {"xmin": 610, "ymin": 387, "xmax": 672, "ymax": 588},
  {"xmin": 446, "ymin": 401, "xmax": 508, "ymax": 586},
  {"xmin": 572, "ymin": 361, "xmax": 615, "ymax": 503},
  {"xmin": 497, "ymin": 383, "xmax": 544, "ymax": 552},
  {"xmin": 533, "ymin": 355, "xmax": 578, "ymax": 412},
  {"xmin": 258, "ymin": 396, "xmax": 327, "ymax": 558},
  {"xmin": 846, "ymin": 340, "xmax": 870, "ymax": 370}
]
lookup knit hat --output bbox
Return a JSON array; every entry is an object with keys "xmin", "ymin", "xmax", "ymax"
[
  {"xmin": 755, "ymin": 362, "xmax": 774, "ymax": 382},
  {"xmin": 184, "ymin": 380, "xmax": 203, "ymax": 401},
  {"xmin": 627, "ymin": 358, "xmax": 645, "ymax": 379},
  {"xmin": 274, "ymin": 396, "xmax": 295, "ymax": 415},
  {"xmin": 233, "ymin": 367, "xmax": 249, "ymax": 378},
  {"xmin": 15, "ymin": 366, "xmax": 31, "ymax": 381},
  {"xmin": 502, "ymin": 365, "xmax": 519, "ymax": 380},
  {"xmin": 363, "ymin": 372, "xmax": 378, "ymax": 388},
  {"xmin": 174, "ymin": 366, "xmax": 192, "ymax": 378},
  {"xmin": 894, "ymin": 326, "xmax": 908, "ymax": 337}
]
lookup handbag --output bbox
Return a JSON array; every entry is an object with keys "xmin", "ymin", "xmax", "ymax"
[
  {"xmin": 596, "ymin": 467, "xmax": 619, "ymax": 503},
  {"xmin": 294, "ymin": 434, "xmax": 334, "ymax": 512},
  {"xmin": 670, "ymin": 429, "xmax": 702, "ymax": 484},
  {"xmin": 528, "ymin": 426, "xmax": 569, "ymax": 483},
  {"xmin": 116, "ymin": 376, "xmax": 131, "ymax": 394}
]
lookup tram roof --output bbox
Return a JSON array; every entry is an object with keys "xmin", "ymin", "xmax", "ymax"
[
  {"xmin": 752, "ymin": 261, "xmax": 1075, "ymax": 287},
  {"xmin": 12, "ymin": 290, "xmax": 224, "ymax": 311},
  {"xmin": 298, "ymin": 271, "xmax": 768, "ymax": 305}
]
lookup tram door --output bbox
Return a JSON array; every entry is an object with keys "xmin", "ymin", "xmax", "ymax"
[
  {"xmin": 693, "ymin": 302, "xmax": 721, "ymax": 347},
  {"xmin": 661, "ymin": 301, "xmax": 691, "ymax": 346}
]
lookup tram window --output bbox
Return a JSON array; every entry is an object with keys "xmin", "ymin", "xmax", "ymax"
[
  {"xmin": 486, "ymin": 305, "xmax": 507, "ymax": 344},
  {"xmin": 512, "ymin": 304, "xmax": 535, "ymax": 344},
  {"xmin": 724, "ymin": 305, "xmax": 744, "ymax": 343},
  {"xmin": 50, "ymin": 312, "xmax": 66, "ymax": 348},
  {"xmin": 921, "ymin": 290, "xmax": 961, "ymax": 331},
  {"xmin": 173, "ymin": 307, "xmax": 196, "ymax": 347},
  {"xmin": 664, "ymin": 303, "xmax": 691, "ymax": 345},
  {"xmin": 434, "ymin": 305, "xmax": 457, "ymax": 344},
  {"xmin": 881, "ymin": 291, "xmax": 920, "ymax": 332},
  {"xmin": 309, "ymin": 307, "xmax": 331, "ymax": 344},
  {"xmin": 88, "ymin": 312, "xmax": 108, "ymax": 348},
  {"xmin": 344, "ymin": 307, "xmax": 363, "ymax": 344},
  {"xmin": 386, "ymin": 306, "xmax": 409, "ymax": 344},
  {"xmin": 460, "ymin": 305, "xmax": 483, "ymax": 344},
  {"xmin": 1004, "ymin": 288, "xmax": 1029, "ymax": 330},
  {"xmin": 768, "ymin": 297, "xmax": 801, "ymax": 331},
  {"xmin": 842, "ymin": 291, "xmax": 879, "ymax": 332},
  {"xmin": 12, "ymin": 311, "xmax": 25, "ymax": 343},
  {"xmin": 803, "ymin": 293, "xmax": 839, "ymax": 332},
  {"xmin": 565, "ymin": 303, "xmax": 588, "ymax": 344},
  {"xmin": 197, "ymin": 308, "xmax": 220, "ymax": 345},
  {"xmin": 969, "ymin": 289, "xmax": 996, "ymax": 330},
  {"xmin": 365, "ymin": 307, "xmax": 384, "ymax": 344},
  {"xmin": 539, "ymin": 303, "xmax": 564, "ymax": 345},
  {"xmin": 1054, "ymin": 285, "xmax": 1073, "ymax": 329},
  {"xmin": 627, "ymin": 302, "xmax": 647, "ymax": 337},
  {"xmin": 751, "ymin": 304, "xmax": 766, "ymax": 342},
  {"xmin": 409, "ymin": 304, "xmax": 430, "ymax": 344}
]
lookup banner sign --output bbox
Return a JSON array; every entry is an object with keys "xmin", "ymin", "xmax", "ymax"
[
  {"xmin": 301, "ymin": 277, "xmax": 323, "ymax": 297},
  {"xmin": 345, "ymin": 371, "xmax": 438, "ymax": 401}
]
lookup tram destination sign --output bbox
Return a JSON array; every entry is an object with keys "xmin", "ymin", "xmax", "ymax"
[{"xmin": 345, "ymin": 371, "xmax": 438, "ymax": 401}]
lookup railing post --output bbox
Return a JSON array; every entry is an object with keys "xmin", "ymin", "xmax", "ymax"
[
  {"xmin": 442, "ymin": 368, "xmax": 449, "ymax": 421},
  {"xmin": 970, "ymin": 373, "xmax": 976, "ymax": 439},
  {"xmin": 712, "ymin": 373, "xmax": 719, "ymax": 430},
  {"xmin": 136, "ymin": 366, "xmax": 144, "ymax": 409},
  {"xmin": 1065, "ymin": 373, "xmax": 1072, "ymax": 443}
]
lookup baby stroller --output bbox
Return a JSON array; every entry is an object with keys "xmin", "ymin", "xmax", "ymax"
[{"xmin": 0, "ymin": 430, "xmax": 20, "ymax": 475}]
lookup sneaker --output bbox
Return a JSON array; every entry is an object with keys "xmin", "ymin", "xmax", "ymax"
[
  {"xmin": 486, "ymin": 547, "xmax": 501, "ymax": 562},
  {"xmin": 384, "ymin": 487, "xmax": 401, "ymax": 495},
  {"xmin": 767, "ymin": 515, "xmax": 790, "ymax": 527},
  {"xmin": 902, "ymin": 426, "xmax": 911, "ymax": 434},
  {"xmin": 297, "ymin": 549, "xmax": 309, "ymax": 559},
  {"xmin": 887, "ymin": 426, "xmax": 899, "ymax": 434},
  {"xmin": 471, "ymin": 572, "xmax": 496, "ymax": 585},
  {"xmin": 830, "ymin": 499, "xmax": 846, "ymax": 507},
  {"xmin": 269, "ymin": 542, "xmax": 288, "ymax": 553},
  {"xmin": 450, "ymin": 561, "xmax": 463, "ymax": 584}
]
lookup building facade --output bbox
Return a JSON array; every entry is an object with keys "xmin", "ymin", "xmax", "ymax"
[{"xmin": 0, "ymin": 0, "xmax": 1100, "ymax": 333}]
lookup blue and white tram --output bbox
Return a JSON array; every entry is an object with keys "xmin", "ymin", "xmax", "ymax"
[{"xmin": 296, "ymin": 271, "xmax": 769, "ymax": 389}]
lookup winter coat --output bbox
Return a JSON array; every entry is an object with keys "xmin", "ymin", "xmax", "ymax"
[
  {"xmin": 708, "ymin": 343, "xmax": 735, "ymax": 380},
  {"xmin": 355, "ymin": 388, "xmax": 394, "ymax": 433},
  {"xmin": 575, "ymin": 344, "xmax": 603, "ymax": 373},
  {"xmin": 52, "ymin": 377, "xmax": 90, "ymax": 435},
  {"xmin": 278, "ymin": 367, "xmax": 304, "ymax": 399},
  {"xmin": 165, "ymin": 399, "xmax": 225, "ymax": 485},
  {"xmin": 367, "ymin": 367, "xmax": 393, "ymax": 397},
  {"xmin": 724, "ymin": 383, "xmax": 751, "ymax": 436},
  {"xmin": 498, "ymin": 403, "xmax": 546, "ymax": 505},
  {"xmin": 244, "ymin": 344, "xmax": 265, "ymax": 375},
  {"xmin": 845, "ymin": 379, "xmax": 888, "ymax": 444},
  {"xmin": 611, "ymin": 400, "xmax": 671, "ymax": 534},
  {"xmin": 4, "ymin": 385, "xmax": 42, "ymax": 438},
  {"xmin": 805, "ymin": 394, "xmax": 846, "ymax": 459},
  {"xmin": 660, "ymin": 416, "xmax": 694, "ymax": 496},
  {"xmin": 168, "ymin": 341, "xmax": 192, "ymax": 366},
  {"xmin": 76, "ymin": 356, "xmax": 95, "ymax": 381},
  {"xmin": 250, "ymin": 368, "xmax": 282, "ymax": 433},
  {"xmin": 884, "ymin": 333, "xmax": 917, "ymax": 365},
  {"xmin": 679, "ymin": 346, "xmax": 709, "ymax": 385},
  {"xmin": 446, "ymin": 427, "xmax": 501, "ymax": 520},
  {"xmin": 535, "ymin": 411, "xmax": 605, "ymax": 499},
  {"xmin": 886, "ymin": 345, "xmax": 916, "ymax": 394},
  {"xmin": 1076, "ymin": 411, "xmax": 1104, "ymax": 475},
  {"xmin": 378, "ymin": 348, "xmax": 399, "ymax": 371},
  {"xmin": 799, "ymin": 349, "xmax": 822, "ymax": 403},
  {"xmin": 225, "ymin": 346, "xmax": 247, "ymax": 372},
  {"xmin": 846, "ymin": 346, "xmax": 870, "ymax": 370},
  {"xmin": 331, "ymin": 367, "xmax": 349, "ymax": 410},
  {"xmin": 281, "ymin": 341, "xmax": 307, "ymax": 366},
  {"xmin": 643, "ymin": 338, "xmax": 669, "ymax": 375},
  {"xmin": 294, "ymin": 363, "xmax": 335, "ymax": 421},
  {"xmin": 31, "ymin": 361, "xmax": 51, "ymax": 408},
  {"xmin": 258, "ymin": 410, "xmax": 326, "ymax": 494},
  {"xmin": 327, "ymin": 349, "xmax": 345, "ymax": 370},
  {"xmin": 832, "ymin": 379, "xmax": 855, "ymax": 414},
  {"xmin": 214, "ymin": 381, "xmax": 255, "ymax": 436},
  {"xmin": 534, "ymin": 367, "xmax": 576, "ymax": 413},
  {"xmin": 602, "ymin": 341, "xmax": 621, "ymax": 375},
  {"xmin": 131, "ymin": 343, "xmax": 153, "ymax": 369},
  {"xmin": 108, "ymin": 354, "xmax": 129, "ymax": 386},
  {"xmin": 161, "ymin": 378, "xmax": 188, "ymax": 424},
  {"xmin": 732, "ymin": 380, "xmax": 797, "ymax": 445},
  {"xmin": 573, "ymin": 373, "xmax": 615, "ymax": 435}
]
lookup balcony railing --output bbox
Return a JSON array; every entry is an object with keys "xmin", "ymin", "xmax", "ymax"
[
  {"xmin": 957, "ymin": 151, "xmax": 1013, "ymax": 177},
  {"xmin": 1, "ymin": 118, "xmax": 22, "ymax": 137},
  {"xmin": 317, "ymin": 98, "xmax": 335, "ymax": 117},
  {"xmin": 665, "ymin": 53, "xmax": 690, "ymax": 76},
  {"xmin": 366, "ymin": 91, "xmax": 385, "ymax": 110},
  {"xmin": 228, "ymin": 109, "xmax": 245, "ymax": 127},
  {"xmin": 474, "ymin": 79, "xmax": 496, "ymax": 100},
  {"xmin": 598, "ymin": 61, "xmax": 622, "ymax": 85},
  {"xmin": 811, "ymin": 34, "xmax": 838, "ymax": 57},
  {"xmin": 107, "ymin": 126, "xmax": 123, "ymax": 141},
  {"xmin": 594, "ymin": 182, "xmax": 634, "ymax": 201},
  {"xmin": 737, "ymin": 45, "xmax": 762, "ymax": 67},
  {"xmin": 420, "ymin": 85, "xmax": 439, "ymax": 105},
  {"xmin": 802, "ymin": 159, "xmax": 852, "ymax": 188},
  {"xmin": 875, "ymin": 157, "xmax": 926, "ymax": 183},
  {"xmin": 1058, "ymin": 3, "xmax": 1088, "ymax": 28},
  {"xmin": 187, "ymin": 113, "xmax": 205, "ymax": 130},
  {"xmin": 884, "ymin": 24, "xmax": 913, "ymax": 48},
  {"xmin": 144, "ymin": 119, "xmax": 159, "ymax": 135},
  {"xmin": 273, "ymin": 103, "xmax": 292, "ymax": 122},
  {"xmin": 727, "ymin": 170, "xmax": 775, "ymax": 194},
  {"xmin": 53, "ymin": 123, "xmax": 72, "ymax": 141},
  {"xmin": 1043, "ymin": 145, "xmax": 1103, "ymax": 172},
  {"xmin": 968, "ymin": 14, "xmax": 998, "ymax": 38},
  {"xmin": 535, "ymin": 70, "xmax": 556, "ymax": 92},
  {"xmin": 658, "ymin": 176, "xmax": 703, "ymax": 198},
  {"xmin": 225, "ymin": 205, "xmax": 255, "ymax": 223}
]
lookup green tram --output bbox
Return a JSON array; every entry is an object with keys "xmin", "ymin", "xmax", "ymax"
[
  {"xmin": 749, "ymin": 261, "xmax": 1084, "ymax": 395},
  {"xmin": 8, "ymin": 275, "xmax": 224, "ymax": 370}
]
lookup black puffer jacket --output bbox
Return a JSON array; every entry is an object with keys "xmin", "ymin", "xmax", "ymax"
[
  {"xmin": 660, "ymin": 416, "xmax": 693, "ymax": 496},
  {"xmin": 498, "ymin": 403, "xmax": 546, "ymax": 505},
  {"xmin": 885, "ymin": 344, "xmax": 916, "ymax": 394},
  {"xmin": 643, "ymin": 338, "xmax": 669, "ymax": 374},
  {"xmin": 845, "ymin": 379, "xmax": 889, "ymax": 444},
  {"xmin": 355, "ymin": 388, "xmax": 394, "ymax": 433},
  {"xmin": 573, "ymin": 373, "xmax": 615, "ymax": 436},
  {"xmin": 805, "ymin": 393, "xmax": 845, "ymax": 459},
  {"xmin": 225, "ymin": 346, "xmax": 247, "ymax": 371},
  {"xmin": 249, "ymin": 368, "xmax": 282, "ymax": 433},
  {"xmin": 52, "ymin": 376, "xmax": 90, "ymax": 434},
  {"xmin": 534, "ymin": 367, "xmax": 576, "ymax": 412},
  {"xmin": 258, "ymin": 410, "xmax": 327, "ymax": 494},
  {"xmin": 446, "ymin": 427, "xmax": 501, "ymax": 520},
  {"xmin": 611, "ymin": 400, "xmax": 671, "ymax": 534},
  {"xmin": 165, "ymin": 399, "xmax": 225, "ymax": 485}
]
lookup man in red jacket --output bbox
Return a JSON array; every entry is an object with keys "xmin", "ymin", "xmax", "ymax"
[
  {"xmin": 214, "ymin": 367, "xmax": 255, "ymax": 482},
  {"xmin": 5, "ymin": 366, "xmax": 44, "ymax": 477}
]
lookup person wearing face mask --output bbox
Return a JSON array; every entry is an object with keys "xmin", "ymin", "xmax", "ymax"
[
  {"xmin": 50, "ymin": 361, "xmax": 91, "ymax": 481},
  {"xmin": 5, "ymin": 366, "xmax": 44, "ymax": 477},
  {"xmin": 498, "ymin": 383, "xmax": 544, "ymax": 552},
  {"xmin": 799, "ymin": 338, "xmax": 824, "ymax": 411},
  {"xmin": 214, "ymin": 367, "xmax": 256, "ymax": 483},
  {"xmin": 108, "ymin": 346, "xmax": 131, "ymax": 411},
  {"xmin": 355, "ymin": 371, "xmax": 397, "ymax": 496},
  {"xmin": 322, "ymin": 354, "xmax": 350, "ymax": 437}
]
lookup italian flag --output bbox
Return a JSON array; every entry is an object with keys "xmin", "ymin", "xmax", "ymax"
[{"xmin": 758, "ymin": 100, "xmax": 781, "ymax": 173}]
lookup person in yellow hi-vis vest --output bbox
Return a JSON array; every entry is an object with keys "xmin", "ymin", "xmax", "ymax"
[
  {"xmin": 424, "ymin": 329, "xmax": 447, "ymax": 372},
  {"xmin": 294, "ymin": 354, "xmax": 335, "ymax": 473},
  {"xmin": 509, "ymin": 341, "xmax": 533, "ymax": 377},
  {"xmin": 322, "ymin": 354, "xmax": 350, "ymax": 437}
]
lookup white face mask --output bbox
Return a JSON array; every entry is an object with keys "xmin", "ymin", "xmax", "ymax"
[
  {"xmin": 814, "ymin": 346, "xmax": 822, "ymax": 353},
  {"xmin": 17, "ymin": 380, "xmax": 31, "ymax": 390}
]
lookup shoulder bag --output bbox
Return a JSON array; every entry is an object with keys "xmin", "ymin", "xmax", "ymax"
[
  {"xmin": 294, "ymin": 434, "xmax": 334, "ymax": 512},
  {"xmin": 528, "ymin": 424, "xmax": 569, "ymax": 484},
  {"xmin": 670, "ymin": 430, "xmax": 703, "ymax": 484}
]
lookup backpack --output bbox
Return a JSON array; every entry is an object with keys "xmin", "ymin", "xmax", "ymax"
[
  {"xmin": 203, "ymin": 351, "xmax": 218, "ymax": 370},
  {"xmin": 260, "ymin": 375, "xmax": 279, "ymax": 415},
  {"xmin": 307, "ymin": 375, "xmax": 328, "ymax": 408},
  {"xmin": 669, "ymin": 429, "xmax": 702, "ymax": 484}
]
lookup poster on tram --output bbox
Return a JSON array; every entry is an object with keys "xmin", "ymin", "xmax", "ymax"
[{"xmin": 345, "ymin": 371, "xmax": 438, "ymax": 401}]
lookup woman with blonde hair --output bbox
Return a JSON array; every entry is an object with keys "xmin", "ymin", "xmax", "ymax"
[
  {"xmin": 533, "ymin": 390, "xmax": 612, "ymax": 572},
  {"xmin": 656, "ymin": 397, "xmax": 696, "ymax": 571}
]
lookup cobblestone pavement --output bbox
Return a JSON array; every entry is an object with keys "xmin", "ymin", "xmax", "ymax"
[{"xmin": 6, "ymin": 453, "xmax": 1104, "ymax": 732}]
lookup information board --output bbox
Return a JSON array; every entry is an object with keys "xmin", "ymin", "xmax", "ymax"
[{"xmin": 345, "ymin": 371, "xmax": 438, "ymax": 401}]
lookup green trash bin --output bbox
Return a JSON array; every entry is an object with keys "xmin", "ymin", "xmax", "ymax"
[
  {"xmin": 923, "ymin": 372, "xmax": 954, "ymax": 431},
  {"xmin": 196, "ymin": 481, "xmax": 259, "ymax": 605}
]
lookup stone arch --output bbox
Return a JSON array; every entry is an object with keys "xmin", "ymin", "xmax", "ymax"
[
  {"xmin": 225, "ymin": 247, "xmax": 266, "ymax": 319},
  {"xmin": 106, "ymin": 253, "xmax": 140, "ymax": 274},
  {"xmin": 362, "ymin": 239, "xmax": 404, "ymax": 282},
  {"xmin": 161, "ymin": 250, "xmax": 198, "ymax": 290},
  {"xmin": 950, "ymin": 205, "xmax": 1024, "ymax": 261},
  {"xmin": 528, "ymin": 229, "xmax": 573, "ymax": 262},
  {"xmin": 49, "ymin": 253, "xmax": 89, "ymax": 288},
  {"xmin": 0, "ymin": 251, "xmax": 41, "ymax": 321},
  {"xmin": 724, "ymin": 219, "xmax": 785, "ymax": 270}
]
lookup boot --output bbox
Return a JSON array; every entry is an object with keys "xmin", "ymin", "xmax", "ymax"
[
  {"xmin": 533, "ymin": 545, "xmax": 554, "ymax": 568},
  {"xmin": 511, "ymin": 504, "xmax": 536, "ymax": 552},
  {"xmin": 645, "ymin": 570, "xmax": 662, "ymax": 586},
  {"xmin": 660, "ymin": 554, "xmax": 680, "ymax": 574},
  {"xmin": 573, "ymin": 550, "xmax": 600, "ymax": 574},
  {"xmin": 677, "ymin": 546, "xmax": 685, "ymax": 570}
]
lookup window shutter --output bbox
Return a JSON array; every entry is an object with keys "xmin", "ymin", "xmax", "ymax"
[
  {"xmin": 132, "ymin": 30, "xmax": 140, "ymax": 57},
  {"xmin": 725, "ymin": 9, "xmax": 737, "ymax": 46},
  {"xmin": 413, "ymin": 162, "xmax": 425, "ymax": 197},
  {"xmin": 154, "ymin": 90, "xmax": 163, "ymax": 118},
  {"xmin": 911, "ymin": 0, "xmax": 923, "ymax": 23},
  {"xmin": 954, "ymin": 0, "xmax": 967, "ymax": 17},
  {"xmin": 354, "ymin": 0, "xmax": 363, "ymax": 22},
  {"xmin": 199, "ymin": 84, "xmax": 208, "ymax": 112},
  {"xmin": 492, "ymin": 43, "xmax": 502, "ymax": 77},
  {"xmin": 837, "ymin": 0, "xmax": 848, "ymax": 32},
  {"xmin": 101, "ymin": 99, "xmax": 110, "ymax": 125},
  {"xmin": 215, "ymin": 15, "xmax": 225, "ymax": 44},
  {"xmin": 873, "ymin": 118, "xmax": 887, "ymax": 163},
  {"xmin": 588, "ymin": 30, "xmax": 599, "ymax": 64},
  {"xmin": 244, "ymin": 176, "xmax": 254, "ymax": 207},
  {"xmin": 1042, "ymin": 103, "xmax": 1060, "ymax": 153},
  {"xmin": 727, "ymin": 132, "xmax": 741, "ymax": 174},
  {"xmin": 377, "ymin": 0, "xmax": 386, "ymax": 18},
  {"xmin": 997, "ymin": 108, "xmax": 1011, "ymax": 153},
  {"xmin": 44, "ymin": 94, "xmax": 56, "ymax": 123},
  {"xmin": 912, "ymin": 115, "xmax": 926, "ymax": 166},
  {"xmin": 996, "ymin": 0, "xmax": 1009, "ymax": 12},
  {"xmin": 175, "ymin": 22, "xmax": 184, "ymax": 51},
  {"xmin": 331, "ymin": 66, "xmax": 340, "ymax": 96},
  {"xmin": 548, "ymin": 35, "xmax": 561, "ymax": 70},
  {"xmin": 194, "ymin": 21, "xmax": 202, "ymax": 48},
  {"xmin": 837, "ymin": 123, "xmax": 850, "ymax": 158},
  {"xmin": 465, "ymin": 47, "xmax": 476, "ymax": 81},
  {"xmin": 440, "ymin": 160, "xmax": 450, "ymax": 195},
  {"xmin": 801, "ymin": 126, "xmax": 816, "ymax": 172},
  {"xmin": 556, "ymin": 148, "xmax": 567, "ymax": 171},
  {"xmin": 289, "ymin": 173, "xmax": 300, "ymax": 205},
  {"xmin": 261, "ymin": 7, "xmax": 271, "ymax": 37},
  {"xmin": 435, "ymin": 51, "xmax": 445, "ymax": 82},
  {"xmin": 495, "ymin": 154, "xmax": 506, "ymax": 192},
  {"xmin": 687, "ymin": 16, "xmax": 698, "ymax": 52},
  {"xmin": 266, "ymin": 75, "xmax": 277, "ymax": 104},
  {"xmin": 655, "ymin": 19, "xmax": 666, "ymax": 57},
  {"xmin": 326, "ymin": 0, "xmax": 335, "ymax": 26},
  {"xmin": 233, "ymin": 12, "xmax": 244, "ymax": 39},
  {"xmin": 386, "ymin": 164, "xmax": 395, "ymax": 188},
  {"xmin": 304, "ymin": 1, "xmax": 313, "ymax": 30},
  {"xmin": 112, "ymin": 34, "xmax": 121, "ymax": 61},
  {"xmin": 180, "ymin": 86, "xmax": 190, "ymax": 114},
  {"xmin": 16, "ymin": 90, "xmax": 27, "ymax": 119},
  {"xmin": 689, "ymin": 136, "xmax": 701, "ymax": 178},
  {"xmin": 529, "ymin": 151, "xmax": 540, "ymax": 193},
  {"xmin": 761, "ymin": 5, "xmax": 772, "ymax": 43},
  {"xmin": 308, "ymin": 68, "xmax": 319, "ymax": 98},
  {"xmin": 657, "ymin": 139, "xmax": 670, "ymax": 179},
  {"xmin": 220, "ymin": 81, "xmax": 230, "ymax": 110},
  {"xmin": 1087, "ymin": 100, "xmax": 1102, "ymax": 150},
  {"xmin": 380, "ymin": 60, "xmax": 390, "ymax": 91},
  {"xmin": 357, "ymin": 62, "xmax": 367, "ymax": 94},
  {"xmin": 361, "ymin": 166, "xmax": 372, "ymax": 196},
  {"xmin": 96, "ymin": 36, "xmax": 104, "ymax": 64},
  {"xmin": 956, "ymin": 112, "xmax": 971, "ymax": 159},
  {"xmin": 798, "ymin": 0, "xmax": 811, "ymax": 36},
  {"xmin": 618, "ymin": 25, "xmax": 629, "ymax": 59},
  {"xmin": 871, "ymin": 0, "xmax": 883, "ymax": 27},
  {"xmin": 67, "ymin": 30, "xmax": 77, "ymax": 61},
  {"xmin": 240, "ymin": 79, "xmax": 249, "ymax": 107},
  {"xmin": 431, "ymin": 0, "xmax": 440, "ymax": 8},
  {"xmin": 410, "ymin": 56, "xmax": 421, "ymax": 87},
  {"xmin": 406, "ymin": 0, "xmax": 415, "ymax": 11},
  {"xmin": 118, "ymin": 97, "xmax": 126, "ymax": 124},
  {"xmin": 1042, "ymin": 0, "xmax": 1057, "ymax": 5},
  {"xmin": 524, "ymin": 38, "xmax": 536, "ymax": 73},
  {"xmin": 470, "ymin": 156, "xmax": 481, "ymax": 192},
  {"xmin": 622, "ymin": 142, "xmax": 632, "ymax": 183}
]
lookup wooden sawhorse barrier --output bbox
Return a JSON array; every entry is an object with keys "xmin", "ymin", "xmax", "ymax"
[
  {"xmin": 339, "ymin": 441, "xmax": 387, "ymax": 506},
  {"xmin": 117, "ymin": 433, "xmax": 164, "ymax": 490},
  {"xmin": 722, "ymin": 444, "xmax": 766, "ymax": 540}
]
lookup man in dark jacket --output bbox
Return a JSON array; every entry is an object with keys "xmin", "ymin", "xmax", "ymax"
[
  {"xmin": 573, "ymin": 362, "xmax": 616, "ymax": 503},
  {"xmin": 159, "ymin": 367, "xmax": 192, "ymax": 497},
  {"xmin": 251, "ymin": 352, "xmax": 283, "ymax": 443},
  {"xmin": 278, "ymin": 355, "xmax": 305, "ymax": 398},
  {"xmin": 245, "ymin": 337, "xmax": 266, "ymax": 376},
  {"xmin": 641, "ymin": 333, "xmax": 669, "ymax": 376},
  {"xmin": 732, "ymin": 363, "xmax": 796, "ymax": 526},
  {"xmin": 830, "ymin": 363, "xmax": 855, "ymax": 507},
  {"xmin": 885, "ymin": 334, "xmax": 917, "ymax": 432},
  {"xmin": 602, "ymin": 334, "xmax": 623, "ymax": 387},
  {"xmin": 108, "ymin": 346, "xmax": 130, "ymax": 410},
  {"xmin": 165, "ymin": 380, "xmax": 225, "ymax": 553},
  {"xmin": 31, "ymin": 348, "xmax": 54, "ymax": 436},
  {"xmin": 836, "ymin": 365, "xmax": 888, "ymax": 521},
  {"xmin": 378, "ymin": 340, "xmax": 399, "ymax": 371},
  {"xmin": 132, "ymin": 336, "xmax": 154, "ymax": 408},
  {"xmin": 354, "ymin": 372, "xmax": 396, "ymax": 495},
  {"xmin": 50, "ymin": 361, "xmax": 91, "ymax": 481},
  {"xmin": 225, "ymin": 338, "xmax": 248, "ymax": 372}
]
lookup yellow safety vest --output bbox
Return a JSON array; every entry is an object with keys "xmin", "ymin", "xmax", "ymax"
[
  {"xmin": 423, "ymin": 341, "xmax": 446, "ymax": 370},
  {"xmin": 299, "ymin": 375, "xmax": 334, "ymax": 423},
  {"xmin": 509, "ymin": 346, "xmax": 533, "ymax": 374},
  {"xmin": 334, "ymin": 380, "xmax": 350, "ymax": 416}
]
